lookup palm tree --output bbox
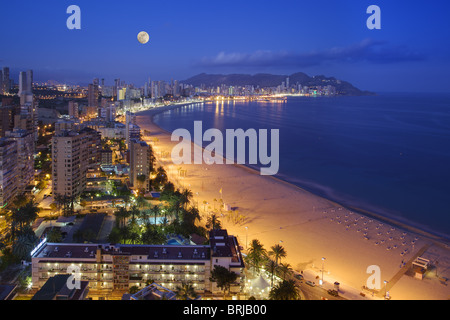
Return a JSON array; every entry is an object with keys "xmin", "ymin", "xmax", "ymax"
[
  {"xmin": 179, "ymin": 189, "xmax": 193, "ymax": 210},
  {"xmin": 205, "ymin": 213, "xmax": 222, "ymax": 231},
  {"xmin": 12, "ymin": 227, "xmax": 38, "ymax": 261},
  {"xmin": 150, "ymin": 205, "xmax": 160, "ymax": 225},
  {"xmin": 129, "ymin": 285, "xmax": 140, "ymax": 295},
  {"xmin": 114, "ymin": 207, "xmax": 129, "ymax": 228},
  {"xmin": 169, "ymin": 198, "xmax": 183, "ymax": 221},
  {"xmin": 154, "ymin": 166, "xmax": 168, "ymax": 187},
  {"xmin": 135, "ymin": 195, "xmax": 147, "ymax": 209},
  {"xmin": 278, "ymin": 263, "xmax": 293, "ymax": 280},
  {"xmin": 175, "ymin": 281, "xmax": 197, "ymax": 300},
  {"xmin": 9, "ymin": 200, "xmax": 40, "ymax": 240},
  {"xmin": 266, "ymin": 259, "xmax": 277, "ymax": 287},
  {"xmin": 269, "ymin": 279, "xmax": 300, "ymax": 300},
  {"xmin": 269, "ymin": 244, "xmax": 287, "ymax": 266},
  {"xmin": 129, "ymin": 205, "xmax": 140, "ymax": 224},
  {"xmin": 47, "ymin": 228, "xmax": 63, "ymax": 243},
  {"xmin": 181, "ymin": 206, "xmax": 201, "ymax": 235},
  {"xmin": 246, "ymin": 239, "xmax": 267, "ymax": 275}
]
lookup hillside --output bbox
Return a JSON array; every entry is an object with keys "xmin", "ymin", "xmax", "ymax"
[{"xmin": 183, "ymin": 72, "xmax": 374, "ymax": 95}]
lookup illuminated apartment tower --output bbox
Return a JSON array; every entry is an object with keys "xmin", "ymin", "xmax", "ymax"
[
  {"xmin": 51, "ymin": 128, "xmax": 101, "ymax": 198},
  {"xmin": 68, "ymin": 101, "xmax": 79, "ymax": 118},
  {"xmin": 129, "ymin": 139, "xmax": 151, "ymax": 191},
  {"xmin": 0, "ymin": 99, "xmax": 16, "ymax": 137},
  {"xmin": 16, "ymin": 70, "xmax": 38, "ymax": 141},
  {"xmin": 125, "ymin": 111, "xmax": 140, "ymax": 147},
  {"xmin": 1, "ymin": 67, "xmax": 11, "ymax": 94},
  {"xmin": 88, "ymin": 83, "xmax": 99, "ymax": 108},
  {"xmin": 0, "ymin": 138, "xmax": 18, "ymax": 207},
  {"xmin": 4, "ymin": 128, "xmax": 35, "ymax": 194}
]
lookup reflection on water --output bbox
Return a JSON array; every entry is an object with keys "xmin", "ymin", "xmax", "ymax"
[{"xmin": 153, "ymin": 94, "xmax": 450, "ymax": 237}]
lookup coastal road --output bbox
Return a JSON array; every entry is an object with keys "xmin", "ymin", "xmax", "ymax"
[
  {"xmin": 287, "ymin": 273, "xmax": 346, "ymax": 300},
  {"xmin": 296, "ymin": 281, "xmax": 346, "ymax": 300}
]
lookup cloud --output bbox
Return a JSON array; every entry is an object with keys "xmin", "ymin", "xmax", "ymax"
[{"xmin": 198, "ymin": 39, "xmax": 426, "ymax": 68}]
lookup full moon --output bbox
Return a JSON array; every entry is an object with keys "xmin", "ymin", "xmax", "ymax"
[{"xmin": 137, "ymin": 31, "xmax": 149, "ymax": 44}]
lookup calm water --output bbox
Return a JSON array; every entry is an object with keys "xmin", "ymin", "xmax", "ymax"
[{"xmin": 151, "ymin": 93, "xmax": 450, "ymax": 238}]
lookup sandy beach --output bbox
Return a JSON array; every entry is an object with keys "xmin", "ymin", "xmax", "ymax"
[{"xmin": 136, "ymin": 104, "xmax": 450, "ymax": 300}]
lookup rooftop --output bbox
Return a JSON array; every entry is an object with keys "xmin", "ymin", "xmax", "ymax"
[{"xmin": 31, "ymin": 274, "xmax": 89, "ymax": 300}]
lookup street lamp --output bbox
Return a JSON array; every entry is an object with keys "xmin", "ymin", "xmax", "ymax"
[
  {"xmin": 321, "ymin": 257, "xmax": 326, "ymax": 287},
  {"xmin": 245, "ymin": 226, "xmax": 248, "ymax": 250}
]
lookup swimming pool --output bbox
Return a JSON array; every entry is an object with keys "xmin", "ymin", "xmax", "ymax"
[{"xmin": 166, "ymin": 239, "xmax": 183, "ymax": 245}]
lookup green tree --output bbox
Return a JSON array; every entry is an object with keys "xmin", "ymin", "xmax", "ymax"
[
  {"xmin": 141, "ymin": 225, "xmax": 165, "ymax": 244},
  {"xmin": 47, "ymin": 228, "xmax": 63, "ymax": 243},
  {"xmin": 150, "ymin": 205, "xmax": 160, "ymax": 225},
  {"xmin": 153, "ymin": 166, "xmax": 168, "ymax": 188},
  {"xmin": 136, "ymin": 174, "xmax": 147, "ymax": 192},
  {"xmin": 278, "ymin": 262, "xmax": 293, "ymax": 280},
  {"xmin": 9, "ymin": 200, "xmax": 40, "ymax": 241},
  {"xmin": 175, "ymin": 281, "xmax": 198, "ymax": 300},
  {"xmin": 266, "ymin": 259, "xmax": 277, "ymax": 287},
  {"xmin": 269, "ymin": 244, "xmax": 287, "ymax": 266},
  {"xmin": 205, "ymin": 213, "xmax": 222, "ymax": 231},
  {"xmin": 114, "ymin": 207, "xmax": 129, "ymax": 228},
  {"xmin": 269, "ymin": 280, "xmax": 300, "ymax": 300},
  {"xmin": 209, "ymin": 265, "xmax": 238, "ymax": 299},
  {"xmin": 180, "ymin": 189, "xmax": 193, "ymax": 210},
  {"xmin": 246, "ymin": 239, "xmax": 267, "ymax": 275},
  {"xmin": 108, "ymin": 227, "xmax": 123, "ymax": 243},
  {"xmin": 12, "ymin": 228, "xmax": 38, "ymax": 261},
  {"xmin": 129, "ymin": 285, "xmax": 140, "ymax": 294}
]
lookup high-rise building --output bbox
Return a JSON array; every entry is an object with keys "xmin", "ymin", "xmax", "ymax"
[
  {"xmin": 105, "ymin": 104, "xmax": 116, "ymax": 122},
  {"xmin": 16, "ymin": 70, "xmax": 38, "ymax": 141},
  {"xmin": 68, "ymin": 101, "xmax": 79, "ymax": 118},
  {"xmin": 88, "ymin": 83, "xmax": 99, "ymax": 108},
  {"xmin": 101, "ymin": 146, "xmax": 113, "ymax": 166},
  {"xmin": 51, "ymin": 128, "xmax": 101, "ymax": 198},
  {"xmin": 18, "ymin": 72, "xmax": 27, "ymax": 96},
  {"xmin": 17, "ymin": 70, "xmax": 33, "ymax": 100},
  {"xmin": 0, "ymin": 138, "xmax": 18, "ymax": 207},
  {"xmin": 5, "ymin": 128, "xmax": 35, "ymax": 194},
  {"xmin": 174, "ymin": 80, "xmax": 179, "ymax": 97},
  {"xmin": 81, "ymin": 127, "xmax": 101, "ymax": 170},
  {"xmin": 0, "ymin": 99, "xmax": 16, "ymax": 137},
  {"xmin": 129, "ymin": 139, "xmax": 151, "ymax": 191},
  {"xmin": 1, "ymin": 67, "xmax": 10, "ymax": 94}
]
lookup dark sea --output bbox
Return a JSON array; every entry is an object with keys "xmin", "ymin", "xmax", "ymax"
[{"xmin": 151, "ymin": 93, "xmax": 450, "ymax": 238}]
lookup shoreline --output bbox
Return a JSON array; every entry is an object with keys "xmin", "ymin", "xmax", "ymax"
[
  {"xmin": 136, "ymin": 102, "xmax": 450, "ymax": 300},
  {"xmin": 138, "ymin": 103, "xmax": 450, "ymax": 247}
]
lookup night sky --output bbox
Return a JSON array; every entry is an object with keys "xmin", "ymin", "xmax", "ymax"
[{"xmin": 1, "ymin": 0, "xmax": 450, "ymax": 92}]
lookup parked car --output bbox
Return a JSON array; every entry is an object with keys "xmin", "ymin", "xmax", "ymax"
[
  {"xmin": 294, "ymin": 274, "xmax": 304, "ymax": 281},
  {"xmin": 327, "ymin": 289, "xmax": 339, "ymax": 297},
  {"xmin": 306, "ymin": 281, "xmax": 316, "ymax": 287}
]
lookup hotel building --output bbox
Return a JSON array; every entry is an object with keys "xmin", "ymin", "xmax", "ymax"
[{"xmin": 31, "ymin": 229, "xmax": 244, "ymax": 298}]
